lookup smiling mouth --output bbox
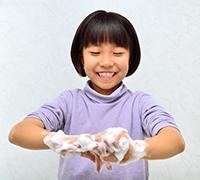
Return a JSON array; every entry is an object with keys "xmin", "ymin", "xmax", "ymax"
[{"xmin": 97, "ymin": 72, "xmax": 116, "ymax": 78}]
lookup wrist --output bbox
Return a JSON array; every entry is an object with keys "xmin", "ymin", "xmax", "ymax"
[{"xmin": 130, "ymin": 140, "xmax": 148, "ymax": 160}]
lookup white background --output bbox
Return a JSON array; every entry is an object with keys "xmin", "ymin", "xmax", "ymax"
[{"xmin": 1, "ymin": 0, "xmax": 200, "ymax": 179}]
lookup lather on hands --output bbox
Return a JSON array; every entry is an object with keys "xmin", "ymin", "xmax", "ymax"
[{"xmin": 43, "ymin": 127, "xmax": 148, "ymax": 172}]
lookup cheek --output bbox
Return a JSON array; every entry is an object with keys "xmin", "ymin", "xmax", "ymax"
[
  {"xmin": 83, "ymin": 60, "xmax": 95, "ymax": 75},
  {"xmin": 119, "ymin": 55, "xmax": 129, "ymax": 72},
  {"xmin": 82, "ymin": 56, "xmax": 89, "ymax": 71},
  {"xmin": 119, "ymin": 60, "xmax": 129, "ymax": 74},
  {"xmin": 124, "ymin": 65, "xmax": 129, "ymax": 75}
]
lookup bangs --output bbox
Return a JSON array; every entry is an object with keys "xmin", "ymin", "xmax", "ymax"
[{"xmin": 82, "ymin": 14, "xmax": 130, "ymax": 48}]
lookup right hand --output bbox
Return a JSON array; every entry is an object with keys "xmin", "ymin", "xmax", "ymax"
[{"xmin": 43, "ymin": 131, "xmax": 80, "ymax": 156}]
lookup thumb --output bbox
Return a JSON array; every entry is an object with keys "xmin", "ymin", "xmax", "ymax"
[{"xmin": 81, "ymin": 152, "xmax": 103, "ymax": 173}]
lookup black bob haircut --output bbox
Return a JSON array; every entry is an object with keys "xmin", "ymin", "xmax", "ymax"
[{"xmin": 71, "ymin": 10, "xmax": 141, "ymax": 77}]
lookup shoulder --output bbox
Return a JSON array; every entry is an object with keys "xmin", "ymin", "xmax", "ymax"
[
  {"xmin": 126, "ymin": 89, "xmax": 157, "ymax": 108},
  {"xmin": 127, "ymin": 89, "xmax": 151, "ymax": 100},
  {"xmin": 58, "ymin": 88, "xmax": 85, "ymax": 100}
]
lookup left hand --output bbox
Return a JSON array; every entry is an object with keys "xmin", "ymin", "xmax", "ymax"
[{"xmin": 94, "ymin": 128, "xmax": 148, "ymax": 165}]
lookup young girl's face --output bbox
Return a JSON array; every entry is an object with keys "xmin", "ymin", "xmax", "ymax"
[{"xmin": 83, "ymin": 43, "xmax": 129, "ymax": 95}]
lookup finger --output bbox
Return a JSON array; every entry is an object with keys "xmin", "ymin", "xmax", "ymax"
[
  {"xmin": 65, "ymin": 135, "xmax": 79, "ymax": 144},
  {"xmin": 105, "ymin": 162, "xmax": 112, "ymax": 171},
  {"xmin": 60, "ymin": 149, "xmax": 67, "ymax": 156},
  {"xmin": 94, "ymin": 154, "xmax": 103, "ymax": 173},
  {"xmin": 81, "ymin": 151, "xmax": 96, "ymax": 163},
  {"xmin": 120, "ymin": 144, "xmax": 133, "ymax": 164},
  {"xmin": 103, "ymin": 154, "xmax": 118, "ymax": 162},
  {"xmin": 104, "ymin": 140, "xmax": 116, "ymax": 153},
  {"xmin": 102, "ymin": 130, "xmax": 125, "ymax": 151},
  {"xmin": 95, "ymin": 132, "xmax": 105, "ymax": 142},
  {"xmin": 96, "ymin": 142, "xmax": 109, "ymax": 156},
  {"xmin": 112, "ymin": 130, "xmax": 129, "ymax": 150},
  {"xmin": 115, "ymin": 130, "xmax": 128, "ymax": 142}
]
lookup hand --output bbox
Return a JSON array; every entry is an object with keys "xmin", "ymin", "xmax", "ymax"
[
  {"xmin": 43, "ymin": 130, "xmax": 115, "ymax": 172},
  {"xmin": 43, "ymin": 130, "xmax": 81, "ymax": 156},
  {"xmin": 81, "ymin": 151, "xmax": 105, "ymax": 172},
  {"xmin": 94, "ymin": 128, "xmax": 130, "ymax": 162},
  {"xmin": 43, "ymin": 131, "xmax": 106, "ymax": 172},
  {"xmin": 43, "ymin": 128, "xmax": 148, "ymax": 172},
  {"xmin": 95, "ymin": 128, "xmax": 148, "ymax": 165},
  {"xmin": 80, "ymin": 127, "xmax": 130, "ymax": 172}
]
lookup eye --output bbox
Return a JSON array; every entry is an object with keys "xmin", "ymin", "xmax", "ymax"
[
  {"xmin": 113, "ymin": 52, "xmax": 124, "ymax": 57},
  {"xmin": 90, "ymin": 51, "xmax": 100, "ymax": 56}
]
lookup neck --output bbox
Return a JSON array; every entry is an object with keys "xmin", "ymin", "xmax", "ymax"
[{"xmin": 89, "ymin": 81, "xmax": 122, "ymax": 95}]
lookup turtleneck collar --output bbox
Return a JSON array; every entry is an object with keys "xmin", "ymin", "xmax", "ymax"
[{"xmin": 83, "ymin": 81, "xmax": 128, "ymax": 103}]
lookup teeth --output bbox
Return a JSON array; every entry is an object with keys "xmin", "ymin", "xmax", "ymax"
[{"xmin": 98, "ymin": 72, "xmax": 114, "ymax": 78}]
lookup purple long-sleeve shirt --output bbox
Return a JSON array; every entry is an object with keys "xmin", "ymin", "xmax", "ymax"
[{"xmin": 27, "ymin": 81, "xmax": 178, "ymax": 180}]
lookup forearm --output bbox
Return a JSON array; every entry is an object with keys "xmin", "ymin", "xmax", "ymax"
[
  {"xmin": 8, "ymin": 118, "xmax": 50, "ymax": 150},
  {"xmin": 143, "ymin": 127, "xmax": 185, "ymax": 160}
]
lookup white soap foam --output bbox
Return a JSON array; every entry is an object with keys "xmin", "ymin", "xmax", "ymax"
[
  {"xmin": 44, "ymin": 127, "xmax": 134, "ymax": 163},
  {"xmin": 78, "ymin": 134, "xmax": 97, "ymax": 151},
  {"xmin": 113, "ymin": 137, "xmax": 129, "ymax": 162},
  {"xmin": 98, "ymin": 127, "xmax": 130, "ymax": 162}
]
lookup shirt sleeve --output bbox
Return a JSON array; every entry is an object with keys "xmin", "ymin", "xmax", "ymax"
[
  {"xmin": 26, "ymin": 90, "xmax": 72, "ymax": 132},
  {"xmin": 139, "ymin": 92, "xmax": 178, "ymax": 137}
]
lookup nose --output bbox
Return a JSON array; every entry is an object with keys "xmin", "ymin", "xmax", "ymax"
[{"xmin": 99, "ymin": 55, "xmax": 114, "ymax": 67}]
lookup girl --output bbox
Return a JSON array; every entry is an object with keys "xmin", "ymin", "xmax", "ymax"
[{"xmin": 9, "ymin": 10, "xmax": 185, "ymax": 180}]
